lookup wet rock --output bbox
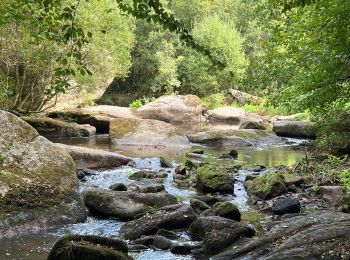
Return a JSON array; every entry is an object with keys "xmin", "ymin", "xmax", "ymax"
[
  {"xmin": 110, "ymin": 183, "xmax": 128, "ymax": 191},
  {"xmin": 152, "ymin": 235, "xmax": 173, "ymax": 250},
  {"xmin": 229, "ymin": 149, "xmax": 238, "ymax": 158},
  {"xmin": 273, "ymin": 120, "xmax": 316, "ymax": 138},
  {"xmin": 212, "ymin": 211, "xmax": 350, "ymax": 260},
  {"xmin": 170, "ymin": 242, "xmax": 202, "ymax": 254},
  {"xmin": 245, "ymin": 172, "xmax": 287, "ymax": 200},
  {"xmin": 213, "ymin": 202, "xmax": 241, "ymax": 221},
  {"xmin": 0, "ymin": 110, "xmax": 86, "ymax": 238},
  {"xmin": 129, "ymin": 170, "xmax": 166, "ymax": 180},
  {"xmin": 191, "ymin": 149, "xmax": 205, "ymax": 154},
  {"xmin": 219, "ymin": 154, "xmax": 235, "ymax": 160},
  {"xmin": 272, "ymin": 197, "xmax": 301, "ymax": 215},
  {"xmin": 196, "ymin": 164, "xmax": 234, "ymax": 194},
  {"xmin": 190, "ymin": 198, "xmax": 211, "ymax": 214},
  {"xmin": 160, "ymin": 156, "xmax": 173, "ymax": 168},
  {"xmin": 244, "ymin": 174, "xmax": 258, "ymax": 182},
  {"xmin": 55, "ymin": 143, "xmax": 131, "ymax": 169},
  {"xmin": 47, "ymin": 235, "xmax": 132, "ymax": 260},
  {"xmin": 76, "ymin": 168, "xmax": 97, "ymax": 180},
  {"xmin": 132, "ymin": 236, "xmax": 154, "ymax": 246},
  {"xmin": 189, "ymin": 216, "xmax": 256, "ymax": 254},
  {"xmin": 156, "ymin": 229, "xmax": 179, "ymax": 240},
  {"xmin": 109, "ymin": 117, "xmax": 191, "ymax": 148},
  {"xmin": 186, "ymin": 152, "xmax": 207, "ymax": 159},
  {"xmin": 175, "ymin": 165, "xmax": 188, "ymax": 175},
  {"xmin": 128, "ymin": 244, "xmax": 149, "ymax": 252},
  {"xmin": 194, "ymin": 195, "xmax": 221, "ymax": 205},
  {"xmin": 120, "ymin": 204, "xmax": 197, "ymax": 240},
  {"xmin": 21, "ymin": 116, "xmax": 96, "ymax": 137},
  {"xmin": 83, "ymin": 188, "xmax": 177, "ymax": 220},
  {"xmin": 319, "ymin": 186, "xmax": 344, "ymax": 206},
  {"xmin": 239, "ymin": 120, "xmax": 266, "ymax": 130},
  {"xmin": 128, "ymin": 180, "xmax": 165, "ymax": 193}
]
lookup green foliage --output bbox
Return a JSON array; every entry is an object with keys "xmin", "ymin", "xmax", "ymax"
[
  {"xmin": 341, "ymin": 171, "xmax": 350, "ymax": 190},
  {"xmin": 201, "ymin": 93, "xmax": 226, "ymax": 109},
  {"xmin": 129, "ymin": 99, "xmax": 143, "ymax": 109}
]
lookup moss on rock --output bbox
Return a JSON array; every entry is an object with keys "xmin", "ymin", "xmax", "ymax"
[
  {"xmin": 196, "ymin": 164, "xmax": 233, "ymax": 194},
  {"xmin": 214, "ymin": 202, "xmax": 241, "ymax": 221},
  {"xmin": 246, "ymin": 172, "xmax": 287, "ymax": 200}
]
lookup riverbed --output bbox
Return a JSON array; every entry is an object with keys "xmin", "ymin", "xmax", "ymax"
[{"xmin": 1, "ymin": 135, "xmax": 308, "ymax": 260}]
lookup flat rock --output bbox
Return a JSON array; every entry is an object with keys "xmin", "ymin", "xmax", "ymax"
[
  {"xmin": 83, "ymin": 188, "xmax": 177, "ymax": 220},
  {"xmin": 213, "ymin": 211, "xmax": 350, "ymax": 259},
  {"xmin": 55, "ymin": 143, "xmax": 131, "ymax": 169},
  {"xmin": 272, "ymin": 197, "xmax": 301, "ymax": 215}
]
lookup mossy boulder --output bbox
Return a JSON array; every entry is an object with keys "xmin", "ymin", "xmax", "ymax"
[
  {"xmin": 213, "ymin": 202, "xmax": 241, "ymax": 221},
  {"xmin": 245, "ymin": 172, "xmax": 287, "ymax": 200},
  {"xmin": 48, "ymin": 235, "xmax": 132, "ymax": 260},
  {"xmin": 21, "ymin": 116, "xmax": 96, "ymax": 137},
  {"xmin": 109, "ymin": 117, "xmax": 191, "ymax": 147},
  {"xmin": 0, "ymin": 110, "xmax": 86, "ymax": 237},
  {"xmin": 196, "ymin": 165, "xmax": 234, "ymax": 194}
]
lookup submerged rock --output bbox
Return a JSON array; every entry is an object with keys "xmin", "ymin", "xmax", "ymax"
[
  {"xmin": 120, "ymin": 204, "xmax": 197, "ymax": 240},
  {"xmin": 189, "ymin": 216, "xmax": 256, "ymax": 254},
  {"xmin": 0, "ymin": 110, "xmax": 86, "ymax": 238},
  {"xmin": 272, "ymin": 197, "xmax": 301, "ymax": 215},
  {"xmin": 47, "ymin": 235, "xmax": 132, "ymax": 260},
  {"xmin": 55, "ymin": 143, "xmax": 131, "ymax": 169},
  {"xmin": 213, "ymin": 211, "xmax": 350, "ymax": 260},
  {"xmin": 83, "ymin": 188, "xmax": 177, "ymax": 220},
  {"xmin": 196, "ymin": 164, "xmax": 234, "ymax": 194},
  {"xmin": 245, "ymin": 172, "xmax": 287, "ymax": 200},
  {"xmin": 273, "ymin": 120, "xmax": 316, "ymax": 138}
]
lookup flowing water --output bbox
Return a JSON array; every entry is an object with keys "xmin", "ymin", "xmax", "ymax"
[{"xmin": 0, "ymin": 135, "xmax": 309, "ymax": 260}]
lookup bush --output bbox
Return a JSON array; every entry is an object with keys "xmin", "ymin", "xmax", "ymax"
[{"xmin": 129, "ymin": 99, "xmax": 143, "ymax": 109}]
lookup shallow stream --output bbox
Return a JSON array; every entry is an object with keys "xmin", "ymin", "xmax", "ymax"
[{"xmin": 1, "ymin": 135, "xmax": 308, "ymax": 260}]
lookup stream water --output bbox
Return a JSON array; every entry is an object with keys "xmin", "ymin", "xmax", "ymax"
[{"xmin": 0, "ymin": 135, "xmax": 308, "ymax": 260}]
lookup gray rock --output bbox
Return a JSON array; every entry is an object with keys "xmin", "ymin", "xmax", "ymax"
[
  {"xmin": 213, "ymin": 211, "xmax": 350, "ymax": 260},
  {"xmin": 83, "ymin": 188, "xmax": 177, "ymax": 220},
  {"xmin": 213, "ymin": 202, "xmax": 241, "ymax": 221},
  {"xmin": 272, "ymin": 197, "xmax": 301, "ymax": 215},
  {"xmin": 190, "ymin": 198, "xmax": 211, "ymax": 214},
  {"xmin": 156, "ymin": 229, "xmax": 179, "ymax": 240},
  {"xmin": 109, "ymin": 183, "xmax": 128, "ymax": 191},
  {"xmin": 189, "ymin": 216, "xmax": 256, "ymax": 254},
  {"xmin": 120, "ymin": 204, "xmax": 197, "ymax": 240},
  {"xmin": 273, "ymin": 120, "xmax": 316, "ymax": 138},
  {"xmin": 152, "ymin": 235, "xmax": 173, "ymax": 250}
]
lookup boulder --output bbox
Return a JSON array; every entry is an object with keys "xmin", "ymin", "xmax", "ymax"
[
  {"xmin": 271, "ymin": 113, "xmax": 309, "ymax": 122},
  {"xmin": 128, "ymin": 180, "xmax": 165, "ymax": 193},
  {"xmin": 213, "ymin": 211, "xmax": 350, "ymax": 260},
  {"xmin": 273, "ymin": 120, "xmax": 316, "ymax": 138},
  {"xmin": 272, "ymin": 197, "xmax": 301, "ymax": 215},
  {"xmin": 120, "ymin": 204, "xmax": 197, "ymax": 240},
  {"xmin": 228, "ymin": 89, "xmax": 263, "ymax": 105},
  {"xmin": 55, "ymin": 143, "xmax": 131, "ymax": 169},
  {"xmin": 160, "ymin": 156, "xmax": 173, "ymax": 168},
  {"xmin": 156, "ymin": 229, "xmax": 179, "ymax": 240},
  {"xmin": 47, "ymin": 235, "xmax": 132, "ymax": 260},
  {"xmin": 22, "ymin": 116, "xmax": 96, "ymax": 137},
  {"xmin": 109, "ymin": 183, "xmax": 128, "ymax": 191},
  {"xmin": 109, "ymin": 117, "xmax": 191, "ymax": 148},
  {"xmin": 188, "ymin": 129, "xmax": 277, "ymax": 147},
  {"xmin": 83, "ymin": 188, "xmax": 177, "ymax": 220},
  {"xmin": 152, "ymin": 235, "xmax": 173, "ymax": 250},
  {"xmin": 128, "ymin": 170, "xmax": 166, "ymax": 180},
  {"xmin": 245, "ymin": 172, "xmax": 287, "ymax": 200},
  {"xmin": 319, "ymin": 186, "xmax": 344, "ymax": 206},
  {"xmin": 0, "ymin": 111, "xmax": 86, "ymax": 238},
  {"xmin": 196, "ymin": 164, "xmax": 234, "ymax": 194},
  {"xmin": 190, "ymin": 198, "xmax": 211, "ymax": 214},
  {"xmin": 170, "ymin": 242, "xmax": 202, "ymax": 255},
  {"xmin": 213, "ymin": 202, "xmax": 241, "ymax": 221},
  {"xmin": 189, "ymin": 216, "xmax": 256, "ymax": 254},
  {"xmin": 138, "ymin": 95, "xmax": 202, "ymax": 126}
]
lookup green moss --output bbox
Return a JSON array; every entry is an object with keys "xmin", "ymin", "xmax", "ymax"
[
  {"xmin": 241, "ymin": 211, "xmax": 269, "ymax": 236},
  {"xmin": 341, "ymin": 191, "xmax": 350, "ymax": 213},
  {"xmin": 246, "ymin": 172, "xmax": 287, "ymax": 200},
  {"xmin": 196, "ymin": 164, "xmax": 233, "ymax": 194},
  {"xmin": 109, "ymin": 118, "xmax": 138, "ymax": 138}
]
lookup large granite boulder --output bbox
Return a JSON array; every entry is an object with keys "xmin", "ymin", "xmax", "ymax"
[
  {"xmin": 48, "ymin": 105, "xmax": 139, "ymax": 133},
  {"xmin": 0, "ymin": 111, "xmax": 86, "ymax": 238},
  {"xmin": 109, "ymin": 117, "xmax": 191, "ymax": 148},
  {"xmin": 55, "ymin": 144, "xmax": 131, "ymax": 169},
  {"xmin": 228, "ymin": 89, "xmax": 263, "ymax": 105},
  {"xmin": 273, "ymin": 120, "xmax": 316, "ymax": 138},
  {"xmin": 213, "ymin": 211, "xmax": 350, "ymax": 260},
  {"xmin": 120, "ymin": 204, "xmax": 197, "ymax": 240},
  {"xmin": 138, "ymin": 95, "xmax": 202, "ymax": 131},
  {"xmin": 83, "ymin": 188, "xmax": 177, "ymax": 220}
]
